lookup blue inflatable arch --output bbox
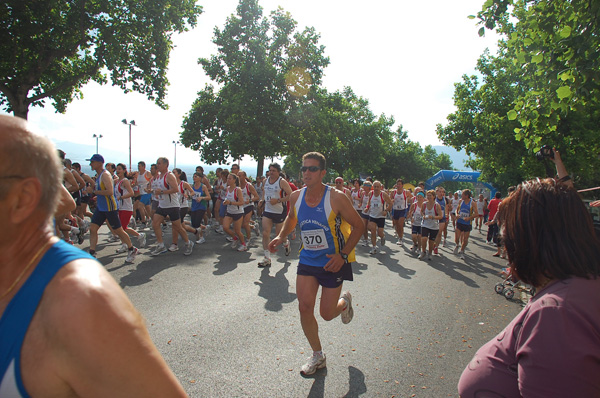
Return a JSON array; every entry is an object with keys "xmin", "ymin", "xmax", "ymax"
[{"xmin": 424, "ymin": 170, "xmax": 497, "ymax": 198}]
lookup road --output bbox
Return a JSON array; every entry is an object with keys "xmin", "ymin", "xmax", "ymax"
[{"xmin": 90, "ymin": 220, "xmax": 524, "ymax": 397}]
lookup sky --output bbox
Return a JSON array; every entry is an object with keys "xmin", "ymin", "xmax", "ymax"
[{"xmin": 5, "ymin": 0, "xmax": 499, "ymax": 174}]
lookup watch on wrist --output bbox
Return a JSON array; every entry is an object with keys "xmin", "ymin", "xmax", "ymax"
[{"xmin": 340, "ymin": 252, "xmax": 349, "ymax": 262}]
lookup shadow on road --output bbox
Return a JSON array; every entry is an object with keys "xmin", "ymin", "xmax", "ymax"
[
  {"xmin": 343, "ymin": 366, "xmax": 367, "ymax": 397},
  {"xmin": 118, "ymin": 257, "xmax": 180, "ymax": 288},
  {"xmin": 254, "ymin": 261, "xmax": 297, "ymax": 312}
]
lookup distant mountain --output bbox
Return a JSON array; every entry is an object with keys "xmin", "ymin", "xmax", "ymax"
[{"xmin": 432, "ymin": 146, "xmax": 473, "ymax": 171}]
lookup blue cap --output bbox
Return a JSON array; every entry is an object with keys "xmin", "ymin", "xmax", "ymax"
[{"xmin": 86, "ymin": 154, "xmax": 104, "ymax": 163}]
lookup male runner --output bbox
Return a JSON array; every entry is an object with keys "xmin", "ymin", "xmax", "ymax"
[{"xmin": 269, "ymin": 152, "xmax": 364, "ymax": 376}]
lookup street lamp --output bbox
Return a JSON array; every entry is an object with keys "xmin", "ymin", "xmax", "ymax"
[
  {"xmin": 173, "ymin": 140, "xmax": 180, "ymax": 168},
  {"xmin": 93, "ymin": 134, "xmax": 103, "ymax": 153},
  {"xmin": 122, "ymin": 119, "xmax": 136, "ymax": 171}
]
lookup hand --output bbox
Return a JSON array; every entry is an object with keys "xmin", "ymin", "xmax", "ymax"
[
  {"xmin": 324, "ymin": 253, "xmax": 345, "ymax": 273},
  {"xmin": 268, "ymin": 236, "xmax": 283, "ymax": 253},
  {"xmin": 269, "ymin": 198, "xmax": 279, "ymax": 205}
]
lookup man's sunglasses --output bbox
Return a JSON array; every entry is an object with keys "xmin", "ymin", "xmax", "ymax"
[{"xmin": 301, "ymin": 166, "xmax": 322, "ymax": 173}]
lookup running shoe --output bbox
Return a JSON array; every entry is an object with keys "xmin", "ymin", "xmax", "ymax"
[
  {"xmin": 258, "ymin": 258, "xmax": 271, "ymax": 268},
  {"xmin": 150, "ymin": 243, "xmax": 167, "ymax": 256},
  {"xmin": 138, "ymin": 232, "xmax": 147, "ymax": 248},
  {"xmin": 168, "ymin": 243, "xmax": 179, "ymax": 252},
  {"xmin": 459, "ymin": 251, "xmax": 465, "ymax": 259},
  {"xmin": 116, "ymin": 243, "xmax": 128, "ymax": 254},
  {"xmin": 237, "ymin": 243, "xmax": 248, "ymax": 252},
  {"xmin": 196, "ymin": 237, "xmax": 206, "ymax": 244},
  {"xmin": 380, "ymin": 236, "xmax": 386, "ymax": 246},
  {"xmin": 125, "ymin": 247, "xmax": 138, "ymax": 264},
  {"xmin": 300, "ymin": 352, "xmax": 326, "ymax": 376},
  {"xmin": 418, "ymin": 251, "xmax": 426, "ymax": 259},
  {"xmin": 128, "ymin": 217, "xmax": 136, "ymax": 230},
  {"xmin": 453, "ymin": 245, "xmax": 459, "ymax": 255},
  {"xmin": 428, "ymin": 253, "xmax": 432, "ymax": 261},
  {"xmin": 284, "ymin": 241, "xmax": 291, "ymax": 256},
  {"xmin": 184, "ymin": 240, "xmax": 194, "ymax": 256},
  {"xmin": 226, "ymin": 236, "xmax": 234, "ymax": 242},
  {"xmin": 361, "ymin": 239, "xmax": 369, "ymax": 247},
  {"xmin": 369, "ymin": 246, "xmax": 378, "ymax": 255},
  {"xmin": 443, "ymin": 240, "xmax": 447, "ymax": 247},
  {"xmin": 409, "ymin": 246, "xmax": 415, "ymax": 253},
  {"xmin": 216, "ymin": 226, "xmax": 224, "ymax": 234},
  {"xmin": 340, "ymin": 291, "xmax": 354, "ymax": 324},
  {"xmin": 77, "ymin": 229, "xmax": 85, "ymax": 245},
  {"xmin": 434, "ymin": 246, "xmax": 438, "ymax": 255},
  {"xmin": 107, "ymin": 235, "xmax": 119, "ymax": 243},
  {"xmin": 230, "ymin": 240, "xmax": 238, "ymax": 249},
  {"xmin": 253, "ymin": 223, "xmax": 260, "ymax": 237}
]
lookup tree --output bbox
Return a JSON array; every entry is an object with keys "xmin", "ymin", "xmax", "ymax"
[
  {"xmin": 0, "ymin": 0, "xmax": 201, "ymax": 119},
  {"xmin": 180, "ymin": 0, "xmax": 329, "ymax": 176}
]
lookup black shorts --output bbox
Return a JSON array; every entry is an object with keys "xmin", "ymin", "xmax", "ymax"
[
  {"xmin": 156, "ymin": 206, "xmax": 180, "ymax": 221},
  {"xmin": 243, "ymin": 205, "xmax": 254, "ymax": 215},
  {"xmin": 71, "ymin": 190, "xmax": 81, "ymax": 206},
  {"xmin": 190, "ymin": 209, "xmax": 206, "ymax": 229},
  {"xmin": 180, "ymin": 207, "xmax": 189, "ymax": 222},
  {"xmin": 412, "ymin": 225, "xmax": 422, "ymax": 235},
  {"xmin": 225, "ymin": 212, "xmax": 244, "ymax": 221},
  {"xmin": 360, "ymin": 212, "xmax": 370, "ymax": 220},
  {"xmin": 456, "ymin": 223, "xmax": 472, "ymax": 232},
  {"xmin": 151, "ymin": 200, "xmax": 159, "ymax": 212},
  {"xmin": 80, "ymin": 195, "xmax": 92, "ymax": 204},
  {"xmin": 421, "ymin": 227, "xmax": 439, "ymax": 240},
  {"xmin": 264, "ymin": 210, "xmax": 286, "ymax": 224},
  {"xmin": 392, "ymin": 208, "xmax": 408, "ymax": 220},
  {"xmin": 297, "ymin": 262, "xmax": 353, "ymax": 288},
  {"xmin": 91, "ymin": 209, "xmax": 121, "ymax": 230},
  {"xmin": 369, "ymin": 217, "xmax": 385, "ymax": 228}
]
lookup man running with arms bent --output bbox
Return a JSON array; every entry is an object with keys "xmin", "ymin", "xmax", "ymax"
[{"xmin": 269, "ymin": 152, "xmax": 365, "ymax": 376}]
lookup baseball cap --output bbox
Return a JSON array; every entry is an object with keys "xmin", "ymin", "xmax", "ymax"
[
  {"xmin": 335, "ymin": 177, "xmax": 344, "ymax": 182},
  {"xmin": 86, "ymin": 154, "xmax": 105, "ymax": 163}
]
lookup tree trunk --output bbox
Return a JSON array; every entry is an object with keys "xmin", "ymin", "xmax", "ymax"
[
  {"xmin": 256, "ymin": 158, "xmax": 264, "ymax": 178},
  {"xmin": 12, "ymin": 97, "xmax": 29, "ymax": 120}
]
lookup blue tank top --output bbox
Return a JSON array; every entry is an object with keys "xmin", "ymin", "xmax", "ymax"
[
  {"xmin": 0, "ymin": 240, "xmax": 94, "ymax": 397},
  {"xmin": 435, "ymin": 197, "xmax": 447, "ymax": 219},
  {"xmin": 294, "ymin": 186, "xmax": 355, "ymax": 267},
  {"xmin": 95, "ymin": 170, "xmax": 118, "ymax": 212},
  {"xmin": 190, "ymin": 183, "xmax": 206, "ymax": 211},
  {"xmin": 457, "ymin": 199, "xmax": 473, "ymax": 225}
]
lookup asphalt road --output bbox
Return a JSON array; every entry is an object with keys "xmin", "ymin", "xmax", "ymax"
[{"xmin": 90, "ymin": 219, "xmax": 524, "ymax": 397}]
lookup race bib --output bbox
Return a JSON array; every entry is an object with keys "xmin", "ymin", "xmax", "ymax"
[{"xmin": 301, "ymin": 229, "xmax": 329, "ymax": 251}]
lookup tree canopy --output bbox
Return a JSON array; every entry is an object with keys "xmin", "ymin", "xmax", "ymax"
[{"xmin": 0, "ymin": 0, "xmax": 201, "ymax": 119}]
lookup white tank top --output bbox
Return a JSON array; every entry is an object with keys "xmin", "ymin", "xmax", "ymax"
[
  {"xmin": 351, "ymin": 189, "xmax": 362, "ymax": 210},
  {"xmin": 264, "ymin": 176, "xmax": 284, "ymax": 213},
  {"xmin": 392, "ymin": 189, "xmax": 408, "ymax": 210},
  {"xmin": 452, "ymin": 198, "xmax": 461, "ymax": 212},
  {"xmin": 178, "ymin": 181, "xmax": 188, "ymax": 208},
  {"xmin": 217, "ymin": 178, "xmax": 227, "ymax": 200},
  {"xmin": 115, "ymin": 179, "xmax": 133, "ymax": 212},
  {"xmin": 157, "ymin": 173, "xmax": 179, "ymax": 209},
  {"xmin": 477, "ymin": 199, "xmax": 485, "ymax": 215},
  {"xmin": 150, "ymin": 175, "xmax": 162, "ymax": 202},
  {"xmin": 136, "ymin": 171, "xmax": 150, "ymax": 194},
  {"xmin": 361, "ymin": 190, "xmax": 371, "ymax": 215},
  {"xmin": 421, "ymin": 202, "xmax": 439, "ymax": 230},
  {"xmin": 368, "ymin": 192, "xmax": 386, "ymax": 218},
  {"xmin": 411, "ymin": 202, "xmax": 423, "ymax": 226},
  {"xmin": 225, "ymin": 187, "xmax": 244, "ymax": 214},
  {"xmin": 241, "ymin": 183, "xmax": 253, "ymax": 209}
]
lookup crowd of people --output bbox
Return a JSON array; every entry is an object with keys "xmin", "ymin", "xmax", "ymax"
[{"xmin": 2, "ymin": 111, "xmax": 598, "ymax": 396}]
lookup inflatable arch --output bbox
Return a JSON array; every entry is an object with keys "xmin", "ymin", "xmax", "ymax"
[{"xmin": 424, "ymin": 170, "xmax": 497, "ymax": 198}]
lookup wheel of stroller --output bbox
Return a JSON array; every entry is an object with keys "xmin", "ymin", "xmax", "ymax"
[
  {"xmin": 495, "ymin": 283, "xmax": 504, "ymax": 294},
  {"xmin": 504, "ymin": 288, "xmax": 515, "ymax": 300}
]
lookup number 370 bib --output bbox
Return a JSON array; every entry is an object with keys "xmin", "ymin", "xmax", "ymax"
[{"xmin": 301, "ymin": 229, "xmax": 329, "ymax": 251}]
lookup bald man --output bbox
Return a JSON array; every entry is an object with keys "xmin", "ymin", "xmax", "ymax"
[{"xmin": 0, "ymin": 115, "xmax": 187, "ymax": 397}]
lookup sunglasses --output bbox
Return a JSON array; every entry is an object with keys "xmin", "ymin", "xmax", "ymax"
[{"xmin": 301, "ymin": 166, "xmax": 322, "ymax": 173}]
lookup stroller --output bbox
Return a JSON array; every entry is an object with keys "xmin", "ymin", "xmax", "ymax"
[{"xmin": 494, "ymin": 267, "xmax": 536, "ymax": 300}]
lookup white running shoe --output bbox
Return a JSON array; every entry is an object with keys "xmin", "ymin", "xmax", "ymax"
[
  {"xmin": 369, "ymin": 246, "xmax": 378, "ymax": 255},
  {"xmin": 253, "ymin": 223, "xmax": 260, "ymax": 237},
  {"xmin": 226, "ymin": 236, "xmax": 234, "ymax": 242},
  {"xmin": 168, "ymin": 243, "xmax": 179, "ymax": 252},
  {"xmin": 125, "ymin": 247, "xmax": 138, "ymax": 264},
  {"xmin": 380, "ymin": 236, "xmax": 385, "ymax": 246},
  {"xmin": 418, "ymin": 251, "xmax": 426, "ymax": 259},
  {"xmin": 150, "ymin": 243, "xmax": 167, "ymax": 256},
  {"xmin": 196, "ymin": 237, "xmax": 206, "ymax": 244},
  {"xmin": 453, "ymin": 245, "xmax": 460, "ymax": 255},
  {"xmin": 107, "ymin": 235, "xmax": 119, "ymax": 243},
  {"xmin": 116, "ymin": 243, "xmax": 128, "ymax": 254},
  {"xmin": 216, "ymin": 226, "xmax": 224, "ymax": 234},
  {"xmin": 460, "ymin": 251, "xmax": 465, "ymax": 259},
  {"xmin": 230, "ymin": 240, "xmax": 238, "ymax": 249},
  {"xmin": 361, "ymin": 239, "xmax": 369, "ymax": 247},
  {"xmin": 428, "ymin": 253, "xmax": 432, "ymax": 261},
  {"xmin": 300, "ymin": 352, "xmax": 326, "ymax": 376},
  {"xmin": 284, "ymin": 241, "xmax": 291, "ymax": 256},
  {"xmin": 258, "ymin": 258, "xmax": 271, "ymax": 268},
  {"xmin": 237, "ymin": 244, "xmax": 248, "ymax": 252},
  {"xmin": 340, "ymin": 291, "xmax": 354, "ymax": 324},
  {"xmin": 443, "ymin": 240, "xmax": 447, "ymax": 247},
  {"xmin": 184, "ymin": 241, "xmax": 194, "ymax": 256},
  {"xmin": 138, "ymin": 232, "xmax": 147, "ymax": 248}
]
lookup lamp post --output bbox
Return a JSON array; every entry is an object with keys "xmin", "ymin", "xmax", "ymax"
[
  {"xmin": 93, "ymin": 134, "xmax": 103, "ymax": 153},
  {"xmin": 121, "ymin": 119, "xmax": 136, "ymax": 171},
  {"xmin": 173, "ymin": 140, "xmax": 180, "ymax": 168}
]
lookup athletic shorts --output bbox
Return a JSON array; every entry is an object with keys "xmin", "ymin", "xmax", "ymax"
[
  {"xmin": 81, "ymin": 195, "xmax": 91, "ymax": 204},
  {"xmin": 140, "ymin": 193, "xmax": 152, "ymax": 206},
  {"xmin": 225, "ymin": 212, "xmax": 243, "ymax": 221},
  {"xmin": 421, "ymin": 227, "xmax": 438, "ymax": 240},
  {"xmin": 297, "ymin": 262, "xmax": 353, "ymax": 288},
  {"xmin": 360, "ymin": 212, "xmax": 370, "ymax": 220},
  {"xmin": 411, "ymin": 225, "xmax": 422, "ymax": 235},
  {"xmin": 457, "ymin": 223, "xmax": 472, "ymax": 232},
  {"xmin": 151, "ymin": 200, "xmax": 159, "ymax": 212},
  {"xmin": 392, "ymin": 208, "xmax": 408, "ymax": 220},
  {"xmin": 156, "ymin": 206, "xmax": 180, "ymax": 222},
  {"xmin": 369, "ymin": 217, "xmax": 385, "ymax": 228},
  {"xmin": 71, "ymin": 190, "xmax": 81, "ymax": 206},
  {"xmin": 190, "ymin": 209, "xmax": 206, "ymax": 229},
  {"xmin": 264, "ymin": 210, "xmax": 286, "ymax": 224},
  {"xmin": 439, "ymin": 217, "xmax": 447, "ymax": 224},
  {"xmin": 91, "ymin": 209, "xmax": 122, "ymax": 230},
  {"xmin": 180, "ymin": 207, "xmax": 189, "ymax": 222},
  {"xmin": 243, "ymin": 205, "xmax": 254, "ymax": 215},
  {"xmin": 118, "ymin": 210, "xmax": 133, "ymax": 230},
  {"xmin": 219, "ymin": 201, "xmax": 227, "ymax": 218}
]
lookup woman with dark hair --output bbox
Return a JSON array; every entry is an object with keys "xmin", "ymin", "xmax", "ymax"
[
  {"xmin": 222, "ymin": 173, "xmax": 246, "ymax": 251},
  {"xmin": 453, "ymin": 189, "xmax": 478, "ymax": 259},
  {"xmin": 459, "ymin": 178, "xmax": 600, "ymax": 397}
]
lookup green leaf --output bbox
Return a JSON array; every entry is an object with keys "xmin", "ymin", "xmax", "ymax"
[
  {"xmin": 478, "ymin": 27, "xmax": 485, "ymax": 37},
  {"xmin": 556, "ymin": 86, "xmax": 572, "ymax": 99},
  {"xmin": 559, "ymin": 26, "xmax": 572, "ymax": 38},
  {"xmin": 507, "ymin": 110, "xmax": 518, "ymax": 120},
  {"xmin": 531, "ymin": 53, "xmax": 543, "ymax": 64},
  {"xmin": 467, "ymin": 15, "xmax": 476, "ymax": 20},
  {"xmin": 523, "ymin": 38, "xmax": 533, "ymax": 46}
]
